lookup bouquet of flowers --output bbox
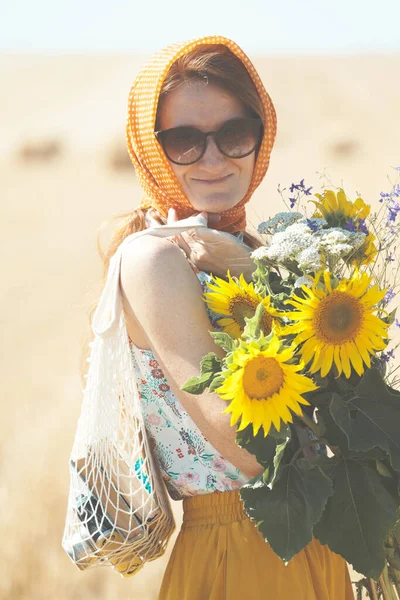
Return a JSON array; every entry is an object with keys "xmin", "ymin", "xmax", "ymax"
[{"xmin": 182, "ymin": 169, "xmax": 400, "ymax": 597}]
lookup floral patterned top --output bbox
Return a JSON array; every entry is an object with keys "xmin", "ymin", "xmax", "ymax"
[{"xmin": 127, "ymin": 235, "xmax": 253, "ymax": 501}]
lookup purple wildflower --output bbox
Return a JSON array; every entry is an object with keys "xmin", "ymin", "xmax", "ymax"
[
  {"xmin": 342, "ymin": 219, "xmax": 357, "ymax": 233},
  {"xmin": 343, "ymin": 218, "xmax": 368, "ymax": 235},
  {"xmin": 388, "ymin": 202, "xmax": 400, "ymax": 223},
  {"xmin": 380, "ymin": 349, "xmax": 396, "ymax": 364},
  {"xmin": 386, "ymin": 252, "xmax": 395, "ymax": 263},
  {"xmin": 305, "ymin": 218, "xmax": 320, "ymax": 232},
  {"xmin": 384, "ymin": 287, "xmax": 396, "ymax": 304},
  {"xmin": 395, "ymin": 318, "xmax": 400, "ymax": 329},
  {"xmin": 289, "ymin": 197, "xmax": 297, "ymax": 208},
  {"xmin": 357, "ymin": 219, "xmax": 369, "ymax": 234},
  {"xmin": 289, "ymin": 179, "xmax": 313, "ymax": 195}
]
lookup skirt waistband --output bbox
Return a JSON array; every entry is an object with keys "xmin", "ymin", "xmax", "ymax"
[{"xmin": 182, "ymin": 489, "xmax": 248, "ymax": 527}]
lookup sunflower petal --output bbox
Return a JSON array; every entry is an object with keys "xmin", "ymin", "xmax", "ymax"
[
  {"xmin": 333, "ymin": 345, "xmax": 342, "ymax": 376},
  {"xmin": 340, "ymin": 345, "xmax": 351, "ymax": 378},
  {"xmin": 347, "ymin": 341, "xmax": 364, "ymax": 376},
  {"xmin": 320, "ymin": 345, "xmax": 334, "ymax": 377}
]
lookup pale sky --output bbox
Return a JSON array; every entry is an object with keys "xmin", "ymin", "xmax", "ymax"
[{"xmin": 1, "ymin": 0, "xmax": 400, "ymax": 55}]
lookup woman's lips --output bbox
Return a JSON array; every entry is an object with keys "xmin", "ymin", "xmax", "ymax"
[{"xmin": 192, "ymin": 174, "xmax": 233, "ymax": 185}]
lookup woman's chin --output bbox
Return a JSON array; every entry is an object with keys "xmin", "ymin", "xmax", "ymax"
[{"xmin": 189, "ymin": 194, "xmax": 241, "ymax": 215}]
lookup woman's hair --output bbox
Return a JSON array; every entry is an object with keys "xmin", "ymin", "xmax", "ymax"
[
  {"xmin": 80, "ymin": 45, "xmax": 266, "ymax": 384},
  {"xmin": 155, "ymin": 44, "xmax": 265, "ymax": 128}
]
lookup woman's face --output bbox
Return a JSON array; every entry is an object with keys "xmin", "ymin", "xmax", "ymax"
[{"xmin": 157, "ymin": 81, "xmax": 257, "ymax": 215}]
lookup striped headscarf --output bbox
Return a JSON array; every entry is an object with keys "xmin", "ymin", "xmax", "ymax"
[{"xmin": 126, "ymin": 35, "xmax": 277, "ymax": 233}]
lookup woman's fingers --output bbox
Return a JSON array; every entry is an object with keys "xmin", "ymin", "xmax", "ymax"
[
  {"xmin": 177, "ymin": 233, "xmax": 192, "ymax": 257},
  {"xmin": 206, "ymin": 212, "xmax": 222, "ymax": 227},
  {"xmin": 167, "ymin": 207, "xmax": 179, "ymax": 224},
  {"xmin": 165, "ymin": 209, "xmax": 191, "ymax": 253},
  {"xmin": 165, "ymin": 208, "xmax": 225, "ymax": 261}
]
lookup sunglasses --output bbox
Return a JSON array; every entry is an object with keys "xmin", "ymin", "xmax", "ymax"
[{"xmin": 154, "ymin": 117, "xmax": 264, "ymax": 166}]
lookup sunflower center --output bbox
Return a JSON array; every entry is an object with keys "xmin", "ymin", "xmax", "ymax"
[
  {"xmin": 229, "ymin": 296, "xmax": 273, "ymax": 334},
  {"xmin": 242, "ymin": 356, "xmax": 284, "ymax": 400},
  {"xmin": 313, "ymin": 291, "xmax": 364, "ymax": 344}
]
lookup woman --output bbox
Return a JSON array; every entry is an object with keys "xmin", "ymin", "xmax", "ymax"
[{"xmin": 102, "ymin": 36, "xmax": 354, "ymax": 599}]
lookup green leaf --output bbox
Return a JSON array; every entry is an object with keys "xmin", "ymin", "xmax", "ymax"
[
  {"xmin": 262, "ymin": 467, "xmax": 270, "ymax": 484},
  {"xmin": 394, "ymin": 519, "xmax": 400, "ymax": 540},
  {"xmin": 209, "ymin": 331, "xmax": 236, "ymax": 353},
  {"xmin": 181, "ymin": 353, "xmax": 223, "ymax": 394},
  {"xmin": 385, "ymin": 307, "xmax": 397, "ymax": 325},
  {"xmin": 242, "ymin": 302, "xmax": 265, "ymax": 340},
  {"xmin": 271, "ymin": 437, "xmax": 292, "ymax": 486},
  {"xmin": 347, "ymin": 448, "xmax": 387, "ymax": 462},
  {"xmin": 240, "ymin": 462, "xmax": 333, "ymax": 562},
  {"xmin": 269, "ymin": 423, "xmax": 292, "ymax": 440},
  {"xmin": 304, "ymin": 388, "xmax": 335, "ymax": 408},
  {"xmin": 236, "ymin": 424, "xmax": 278, "ymax": 469},
  {"xmin": 180, "ymin": 373, "xmax": 212, "ymax": 394},
  {"xmin": 200, "ymin": 352, "xmax": 223, "ymax": 378},
  {"xmin": 385, "ymin": 545, "xmax": 400, "ymax": 571},
  {"xmin": 330, "ymin": 369, "xmax": 400, "ymax": 471},
  {"xmin": 208, "ymin": 374, "xmax": 225, "ymax": 393},
  {"xmin": 273, "ymin": 291, "xmax": 291, "ymax": 305},
  {"xmin": 316, "ymin": 399, "xmax": 350, "ymax": 455},
  {"xmin": 313, "ymin": 454, "xmax": 340, "ymax": 480},
  {"xmin": 389, "ymin": 385, "xmax": 400, "ymax": 399},
  {"xmin": 376, "ymin": 459, "xmax": 394, "ymax": 478},
  {"xmin": 314, "ymin": 457, "xmax": 399, "ymax": 579}
]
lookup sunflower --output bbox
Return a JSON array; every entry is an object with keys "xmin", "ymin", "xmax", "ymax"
[
  {"xmin": 283, "ymin": 270, "xmax": 389, "ymax": 378},
  {"xmin": 215, "ymin": 333, "xmax": 317, "ymax": 437},
  {"xmin": 311, "ymin": 188, "xmax": 370, "ymax": 227},
  {"xmin": 311, "ymin": 189, "xmax": 377, "ymax": 266},
  {"xmin": 203, "ymin": 270, "xmax": 280, "ymax": 339},
  {"xmin": 348, "ymin": 232, "xmax": 377, "ymax": 267}
]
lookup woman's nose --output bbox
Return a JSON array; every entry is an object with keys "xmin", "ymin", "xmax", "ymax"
[{"xmin": 199, "ymin": 136, "xmax": 226, "ymax": 169}]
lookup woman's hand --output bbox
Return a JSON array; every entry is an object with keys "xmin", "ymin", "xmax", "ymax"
[{"xmin": 149, "ymin": 207, "xmax": 256, "ymax": 280}]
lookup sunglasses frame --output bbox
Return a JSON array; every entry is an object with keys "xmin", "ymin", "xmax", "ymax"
[{"xmin": 154, "ymin": 117, "xmax": 264, "ymax": 166}]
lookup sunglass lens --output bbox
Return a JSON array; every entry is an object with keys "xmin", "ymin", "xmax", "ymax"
[
  {"xmin": 218, "ymin": 119, "xmax": 262, "ymax": 158},
  {"xmin": 162, "ymin": 127, "xmax": 204, "ymax": 165}
]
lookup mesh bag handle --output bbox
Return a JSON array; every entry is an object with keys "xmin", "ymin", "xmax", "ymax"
[{"xmin": 62, "ymin": 215, "xmax": 207, "ymax": 577}]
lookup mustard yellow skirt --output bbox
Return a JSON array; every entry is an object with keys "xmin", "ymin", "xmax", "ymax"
[{"xmin": 158, "ymin": 489, "xmax": 354, "ymax": 600}]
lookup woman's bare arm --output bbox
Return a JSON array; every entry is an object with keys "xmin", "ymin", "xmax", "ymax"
[{"xmin": 120, "ymin": 235, "xmax": 264, "ymax": 479}]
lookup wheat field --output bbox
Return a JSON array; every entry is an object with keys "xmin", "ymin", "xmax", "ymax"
[{"xmin": 1, "ymin": 53, "xmax": 399, "ymax": 599}]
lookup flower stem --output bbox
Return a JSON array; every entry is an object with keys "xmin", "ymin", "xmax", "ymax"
[
  {"xmin": 369, "ymin": 579, "xmax": 379, "ymax": 600},
  {"xmin": 380, "ymin": 568, "xmax": 397, "ymax": 600},
  {"xmin": 387, "ymin": 566, "xmax": 400, "ymax": 600},
  {"xmin": 393, "ymin": 579, "xmax": 400, "ymax": 599}
]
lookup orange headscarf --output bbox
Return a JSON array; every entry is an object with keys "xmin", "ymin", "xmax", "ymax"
[{"xmin": 125, "ymin": 35, "xmax": 277, "ymax": 234}]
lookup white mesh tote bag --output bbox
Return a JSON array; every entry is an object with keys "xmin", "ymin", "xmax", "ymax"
[{"xmin": 62, "ymin": 214, "xmax": 208, "ymax": 578}]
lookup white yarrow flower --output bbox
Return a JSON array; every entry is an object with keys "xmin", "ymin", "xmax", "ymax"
[
  {"xmin": 258, "ymin": 212, "xmax": 303, "ymax": 234},
  {"xmin": 297, "ymin": 247, "xmax": 323, "ymax": 272},
  {"xmin": 251, "ymin": 246, "xmax": 270, "ymax": 262},
  {"xmin": 266, "ymin": 223, "xmax": 315, "ymax": 263},
  {"xmin": 256, "ymin": 218, "xmax": 368, "ymax": 276},
  {"xmin": 317, "ymin": 228, "xmax": 366, "ymax": 259}
]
